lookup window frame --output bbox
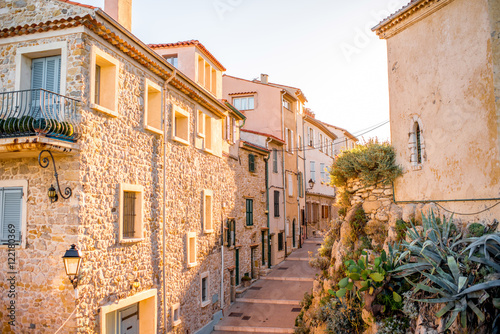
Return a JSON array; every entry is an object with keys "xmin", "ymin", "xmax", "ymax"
[
  {"xmin": 278, "ymin": 232, "xmax": 284, "ymax": 251},
  {"xmin": 232, "ymin": 96, "xmax": 255, "ymax": 111},
  {"xmin": 248, "ymin": 154, "xmax": 256, "ymax": 173},
  {"xmin": 118, "ymin": 183, "xmax": 144, "ymax": 243},
  {"xmin": 310, "ymin": 161, "xmax": 316, "ymax": 182},
  {"xmin": 272, "ymin": 148, "xmax": 278, "ymax": 173},
  {"xmin": 273, "ymin": 190, "xmax": 280, "ymax": 217},
  {"xmin": 172, "ymin": 105, "xmax": 190, "ymax": 145},
  {"xmin": 0, "ymin": 180, "xmax": 28, "ymax": 249},
  {"xmin": 90, "ymin": 46, "xmax": 120, "ymax": 117},
  {"xmin": 187, "ymin": 232, "xmax": 197, "ymax": 268},
  {"xmin": 171, "ymin": 302, "xmax": 181, "ymax": 327},
  {"xmin": 226, "ymin": 218, "xmax": 236, "ymax": 247},
  {"xmin": 200, "ymin": 271, "xmax": 210, "ymax": 307},
  {"xmin": 144, "ymin": 79, "xmax": 163, "ymax": 135},
  {"xmin": 203, "ymin": 189, "xmax": 213, "ymax": 233}
]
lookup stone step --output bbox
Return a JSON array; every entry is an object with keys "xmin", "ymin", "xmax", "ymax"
[
  {"xmin": 213, "ymin": 325, "xmax": 294, "ymax": 333},
  {"xmin": 235, "ymin": 298, "xmax": 300, "ymax": 305},
  {"xmin": 261, "ymin": 276, "xmax": 314, "ymax": 282},
  {"xmin": 285, "ymin": 257, "xmax": 309, "ymax": 261}
]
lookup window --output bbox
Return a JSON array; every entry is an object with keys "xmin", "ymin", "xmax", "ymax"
[
  {"xmin": 187, "ymin": 232, "xmax": 197, "ymax": 267},
  {"xmin": 211, "ymin": 68, "xmax": 217, "ymax": 95},
  {"xmin": 286, "ymin": 129, "xmax": 293, "ymax": 152},
  {"xmin": 197, "ymin": 56, "xmax": 217, "ymax": 95},
  {"xmin": 248, "ymin": 154, "xmax": 255, "ymax": 172},
  {"xmin": 322, "ymin": 205, "xmax": 330, "ymax": 219},
  {"xmin": 100, "ymin": 289, "xmax": 158, "ymax": 334},
  {"xmin": 119, "ymin": 184, "xmax": 144, "ymax": 242},
  {"xmin": 288, "ymin": 174, "xmax": 293, "ymax": 197},
  {"xmin": 332, "ymin": 142, "xmax": 335, "ymax": 156},
  {"xmin": 282, "ymin": 99, "xmax": 291, "ymax": 110},
  {"xmin": 197, "ymin": 57, "xmax": 204, "ymax": 85},
  {"xmin": 272, "ymin": 148, "xmax": 278, "ymax": 173},
  {"xmin": 278, "ymin": 232, "xmax": 284, "ymax": 251},
  {"xmin": 226, "ymin": 218, "xmax": 236, "ymax": 247},
  {"xmin": 91, "ymin": 47, "xmax": 120, "ymax": 117},
  {"xmin": 310, "ymin": 161, "xmax": 316, "ymax": 182},
  {"xmin": 171, "ymin": 303, "xmax": 181, "ymax": 327},
  {"xmin": 203, "ymin": 190, "xmax": 213, "ymax": 233},
  {"xmin": 197, "ymin": 110, "xmax": 205, "ymax": 137},
  {"xmin": 416, "ymin": 123, "xmax": 422, "ymax": 164},
  {"xmin": 273, "ymin": 191, "xmax": 280, "ymax": 217},
  {"xmin": 245, "ymin": 199, "xmax": 253, "ymax": 226},
  {"xmin": 308, "ymin": 128, "xmax": 314, "ymax": 147},
  {"xmin": 298, "ymin": 172, "xmax": 304, "ymax": 198},
  {"xmin": 200, "ymin": 271, "xmax": 210, "ymax": 307},
  {"xmin": 15, "ymin": 42, "xmax": 68, "ymax": 95},
  {"xmin": 172, "ymin": 106, "xmax": 190, "ymax": 145},
  {"xmin": 232, "ymin": 118, "xmax": 237, "ymax": 142},
  {"xmin": 163, "ymin": 54, "xmax": 178, "ymax": 68},
  {"xmin": 320, "ymin": 163, "xmax": 325, "ymax": 182},
  {"xmin": 233, "ymin": 96, "xmax": 254, "ymax": 110},
  {"xmin": 225, "ymin": 115, "xmax": 230, "ymax": 141},
  {"xmin": 319, "ymin": 134, "xmax": 323, "ymax": 152},
  {"xmin": 204, "ymin": 114, "xmax": 213, "ymax": 152},
  {"xmin": 0, "ymin": 181, "xmax": 27, "ymax": 247},
  {"xmin": 144, "ymin": 79, "xmax": 162, "ymax": 134},
  {"xmin": 409, "ymin": 117, "xmax": 426, "ymax": 169}
]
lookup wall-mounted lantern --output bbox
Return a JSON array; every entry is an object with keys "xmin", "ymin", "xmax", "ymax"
[
  {"xmin": 308, "ymin": 178, "xmax": 315, "ymax": 190},
  {"xmin": 62, "ymin": 244, "xmax": 82, "ymax": 289},
  {"xmin": 38, "ymin": 150, "xmax": 72, "ymax": 203}
]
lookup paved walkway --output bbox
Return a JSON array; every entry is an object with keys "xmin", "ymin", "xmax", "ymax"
[{"xmin": 212, "ymin": 238, "xmax": 322, "ymax": 334}]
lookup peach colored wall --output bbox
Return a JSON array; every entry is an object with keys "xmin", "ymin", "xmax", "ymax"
[{"xmin": 386, "ymin": 0, "xmax": 500, "ymax": 220}]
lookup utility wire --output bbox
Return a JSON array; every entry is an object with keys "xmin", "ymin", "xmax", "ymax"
[{"xmin": 435, "ymin": 201, "xmax": 500, "ymax": 216}]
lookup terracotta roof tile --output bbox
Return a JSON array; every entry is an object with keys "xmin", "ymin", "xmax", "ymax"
[
  {"xmin": 149, "ymin": 40, "xmax": 226, "ymax": 71},
  {"xmin": 228, "ymin": 91, "xmax": 257, "ymax": 96},
  {"xmin": 241, "ymin": 129, "xmax": 285, "ymax": 144},
  {"xmin": 373, "ymin": 0, "xmax": 428, "ymax": 32}
]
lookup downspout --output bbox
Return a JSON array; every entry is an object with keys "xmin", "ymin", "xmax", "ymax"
[
  {"xmin": 220, "ymin": 201, "xmax": 224, "ymax": 310},
  {"xmin": 295, "ymin": 103, "xmax": 300, "ymax": 249},
  {"xmin": 281, "ymin": 90, "xmax": 287, "ymax": 258},
  {"xmin": 302, "ymin": 117, "xmax": 308, "ymax": 241},
  {"xmin": 162, "ymin": 70, "xmax": 176, "ymax": 333},
  {"xmin": 265, "ymin": 138, "xmax": 272, "ymax": 268}
]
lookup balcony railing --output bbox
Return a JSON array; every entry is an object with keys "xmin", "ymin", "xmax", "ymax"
[{"xmin": 0, "ymin": 89, "xmax": 81, "ymax": 142}]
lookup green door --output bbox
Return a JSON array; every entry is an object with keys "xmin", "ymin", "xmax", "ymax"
[{"xmin": 235, "ymin": 248, "xmax": 240, "ymax": 285}]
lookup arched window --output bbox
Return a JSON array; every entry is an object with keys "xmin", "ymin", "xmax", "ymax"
[
  {"xmin": 408, "ymin": 117, "xmax": 425, "ymax": 169},
  {"xmin": 416, "ymin": 123, "xmax": 422, "ymax": 164}
]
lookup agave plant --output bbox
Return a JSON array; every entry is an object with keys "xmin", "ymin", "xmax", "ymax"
[{"xmin": 393, "ymin": 211, "xmax": 500, "ymax": 331}]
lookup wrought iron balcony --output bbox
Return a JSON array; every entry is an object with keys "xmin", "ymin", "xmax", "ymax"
[{"xmin": 0, "ymin": 89, "xmax": 81, "ymax": 142}]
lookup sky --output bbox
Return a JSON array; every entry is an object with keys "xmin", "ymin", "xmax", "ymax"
[{"xmin": 81, "ymin": 0, "xmax": 411, "ymax": 142}]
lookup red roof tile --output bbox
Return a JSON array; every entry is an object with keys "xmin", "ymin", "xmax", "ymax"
[
  {"xmin": 241, "ymin": 129, "xmax": 285, "ymax": 144},
  {"xmin": 228, "ymin": 91, "xmax": 257, "ymax": 96},
  {"xmin": 149, "ymin": 40, "xmax": 226, "ymax": 71}
]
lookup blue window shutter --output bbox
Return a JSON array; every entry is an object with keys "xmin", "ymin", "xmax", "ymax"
[
  {"xmin": 44, "ymin": 56, "xmax": 61, "ymax": 94},
  {"xmin": 1, "ymin": 188, "xmax": 23, "ymax": 244},
  {"xmin": 31, "ymin": 58, "xmax": 46, "ymax": 91}
]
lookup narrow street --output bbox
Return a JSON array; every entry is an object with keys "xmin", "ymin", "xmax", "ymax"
[{"xmin": 213, "ymin": 238, "xmax": 322, "ymax": 334}]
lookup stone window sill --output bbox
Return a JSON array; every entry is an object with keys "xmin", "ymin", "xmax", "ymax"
[{"xmin": 91, "ymin": 103, "xmax": 118, "ymax": 118}]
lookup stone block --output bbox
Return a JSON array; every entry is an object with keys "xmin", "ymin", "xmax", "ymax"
[
  {"xmin": 402, "ymin": 204, "xmax": 416, "ymax": 222},
  {"xmin": 363, "ymin": 200, "xmax": 381, "ymax": 213}
]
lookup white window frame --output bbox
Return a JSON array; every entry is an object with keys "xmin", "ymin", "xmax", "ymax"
[
  {"xmin": 172, "ymin": 106, "xmax": 190, "ymax": 145},
  {"xmin": 0, "ymin": 180, "xmax": 28, "ymax": 249},
  {"xmin": 118, "ymin": 183, "xmax": 144, "ymax": 243},
  {"xmin": 200, "ymin": 271, "xmax": 210, "ymax": 307},
  {"xmin": 171, "ymin": 303, "xmax": 181, "ymax": 327},
  {"xmin": 233, "ymin": 96, "xmax": 255, "ymax": 111},
  {"xmin": 187, "ymin": 232, "xmax": 197, "ymax": 268},
  {"xmin": 90, "ymin": 46, "xmax": 120, "ymax": 117},
  {"xmin": 144, "ymin": 79, "xmax": 163, "ymax": 135},
  {"xmin": 100, "ymin": 289, "xmax": 157, "ymax": 334},
  {"xmin": 203, "ymin": 189, "xmax": 213, "ymax": 233},
  {"xmin": 310, "ymin": 161, "xmax": 316, "ymax": 182},
  {"xmin": 15, "ymin": 41, "xmax": 68, "ymax": 95}
]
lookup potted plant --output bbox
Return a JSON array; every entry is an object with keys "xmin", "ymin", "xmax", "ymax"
[{"xmin": 241, "ymin": 274, "xmax": 251, "ymax": 287}]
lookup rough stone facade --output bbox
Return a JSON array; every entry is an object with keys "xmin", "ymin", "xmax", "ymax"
[{"xmin": 0, "ymin": 1, "xmax": 243, "ymax": 333}]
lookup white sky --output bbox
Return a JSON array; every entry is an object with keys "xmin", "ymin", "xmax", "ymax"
[{"xmin": 80, "ymin": 0, "xmax": 411, "ymax": 142}]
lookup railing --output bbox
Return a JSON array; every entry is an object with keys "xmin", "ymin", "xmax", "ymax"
[{"xmin": 0, "ymin": 89, "xmax": 81, "ymax": 142}]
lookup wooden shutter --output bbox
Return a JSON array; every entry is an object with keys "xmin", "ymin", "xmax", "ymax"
[
  {"xmin": 248, "ymin": 154, "xmax": 255, "ymax": 172},
  {"xmin": 284, "ymin": 128, "xmax": 288, "ymax": 151},
  {"xmin": 274, "ymin": 191, "xmax": 279, "ymax": 217},
  {"xmin": 246, "ymin": 199, "xmax": 253, "ymax": 226},
  {"xmin": 31, "ymin": 56, "xmax": 61, "ymax": 93},
  {"xmin": 1, "ymin": 188, "xmax": 22, "ymax": 244},
  {"xmin": 273, "ymin": 148, "xmax": 278, "ymax": 173}
]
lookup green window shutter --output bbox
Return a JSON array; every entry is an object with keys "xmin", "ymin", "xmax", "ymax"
[
  {"xmin": 1, "ymin": 188, "xmax": 23, "ymax": 244},
  {"xmin": 246, "ymin": 199, "xmax": 253, "ymax": 226},
  {"xmin": 248, "ymin": 154, "xmax": 255, "ymax": 172},
  {"xmin": 273, "ymin": 149, "xmax": 278, "ymax": 173}
]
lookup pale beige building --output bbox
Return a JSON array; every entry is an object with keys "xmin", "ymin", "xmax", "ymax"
[
  {"xmin": 373, "ymin": 0, "xmax": 500, "ymax": 221},
  {"xmin": 0, "ymin": 0, "xmax": 244, "ymax": 333}
]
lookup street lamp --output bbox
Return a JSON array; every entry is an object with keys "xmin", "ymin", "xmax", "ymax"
[
  {"xmin": 308, "ymin": 179, "xmax": 315, "ymax": 190},
  {"xmin": 62, "ymin": 244, "xmax": 82, "ymax": 289},
  {"xmin": 48, "ymin": 185, "xmax": 58, "ymax": 203}
]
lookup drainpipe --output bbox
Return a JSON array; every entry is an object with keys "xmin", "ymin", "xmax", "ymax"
[
  {"xmin": 295, "ymin": 104, "xmax": 301, "ymax": 249},
  {"xmin": 162, "ymin": 70, "xmax": 176, "ymax": 333},
  {"xmin": 220, "ymin": 202, "xmax": 224, "ymax": 311},
  {"xmin": 281, "ymin": 90, "xmax": 287, "ymax": 258},
  {"xmin": 265, "ymin": 137, "xmax": 272, "ymax": 268}
]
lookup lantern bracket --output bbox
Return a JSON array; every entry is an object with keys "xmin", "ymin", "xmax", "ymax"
[{"xmin": 38, "ymin": 150, "xmax": 72, "ymax": 201}]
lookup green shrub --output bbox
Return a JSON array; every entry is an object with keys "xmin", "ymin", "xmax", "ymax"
[
  {"xmin": 395, "ymin": 219, "xmax": 408, "ymax": 242},
  {"xmin": 468, "ymin": 223, "xmax": 485, "ymax": 238},
  {"xmin": 330, "ymin": 140, "xmax": 402, "ymax": 188}
]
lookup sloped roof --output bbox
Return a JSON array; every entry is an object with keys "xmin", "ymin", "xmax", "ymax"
[
  {"xmin": 56, "ymin": 0, "xmax": 96, "ymax": 9},
  {"xmin": 149, "ymin": 40, "xmax": 226, "ymax": 71}
]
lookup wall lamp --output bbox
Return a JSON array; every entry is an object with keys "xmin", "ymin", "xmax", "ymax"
[
  {"xmin": 62, "ymin": 244, "xmax": 82, "ymax": 289},
  {"xmin": 308, "ymin": 178, "xmax": 315, "ymax": 190},
  {"xmin": 38, "ymin": 150, "xmax": 72, "ymax": 203}
]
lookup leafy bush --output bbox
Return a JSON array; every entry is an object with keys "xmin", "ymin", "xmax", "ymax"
[
  {"xmin": 467, "ymin": 223, "xmax": 485, "ymax": 238},
  {"xmin": 330, "ymin": 140, "xmax": 402, "ymax": 188},
  {"xmin": 395, "ymin": 219, "xmax": 408, "ymax": 243}
]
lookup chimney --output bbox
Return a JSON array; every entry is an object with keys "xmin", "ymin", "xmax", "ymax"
[
  {"xmin": 260, "ymin": 74, "xmax": 268, "ymax": 84},
  {"xmin": 105, "ymin": 0, "xmax": 133, "ymax": 31}
]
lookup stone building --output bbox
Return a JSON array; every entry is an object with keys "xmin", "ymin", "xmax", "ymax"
[
  {"xmin": 0, "ymin": 0, "xmax": 245, "ymax": 333},
  {"xmin": 303, "ymin": 109, "xmax": 337, "ymax": 236},
  {"xmin": 322, "ymin": 122, "xmax": 358, "ymax": 156},
  {"xmin": 223, "ymin": 74, "xmax": 307, "ymax": 259},
  {"xmin": 373, "ymin": 0, "xmax": 500, "ymax": 222}
]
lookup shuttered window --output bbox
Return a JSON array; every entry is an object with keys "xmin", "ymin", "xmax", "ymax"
[
  {"xmin": 248, "ymin": 154, "xmax": 255, "ymax": 172},
  {"xmin": 288, "ymin": 174, "xmax": 293, "ymax": 197},
  {"xmin": 310, "ymin": 161, "xmax": 316, "ymax": 182},
  {"xmin": 31, "ymin": 56, "xmax": 61, "ymax": 93},
  {"xmin": 122, "ymin": 191, "xmax": 136, "ymax": 238},
  {"xmin": 298, "ymin": 172, "xmax": 304, "ymax": 198},
  {"xmin": 278, "ymin": 232, "xmax": 284, "ymax": 251},
  {"xmin": 245, "ymin": 199, "xmax": 253, "ymax": 226},
  {"xmin": 272, "ymin": 148, "xmax": 278, "ymax": 173},
  {"xmin": 273, "ymin": 191, "xmax": 280, "ymax": 217},
  {"xmin": 0, "ymin": 188, "xmax": 23, "ymax": 245}
]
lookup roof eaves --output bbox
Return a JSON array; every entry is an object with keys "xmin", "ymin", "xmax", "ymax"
[
  {"xmin": 241, "ymin": 141, "xmax": 270, "ymax": 154},
  {"xmin": 223, "ymin": 101, "xmax": 246, "ymax": 121}
]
